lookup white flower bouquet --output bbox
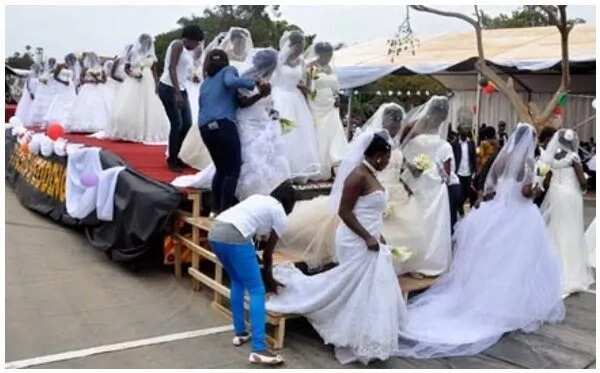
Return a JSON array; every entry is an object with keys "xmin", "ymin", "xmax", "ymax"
[
  {"xmin": 534, "ymin": 161, "xmax": 551, "ymax": 191},
  {"xmin": 390, "ymin": 246, "xmax": 413, "ymax": 263},
  {"xmin": 280, "ymin": 118, "xmax": 296, "ymax": 135},
  {"xmin": 413, "ymin": 153, "xmax": 433, "ymax": 171}
]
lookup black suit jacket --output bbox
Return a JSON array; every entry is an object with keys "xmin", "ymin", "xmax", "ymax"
[{"xmin": 452, "ymin": 139, "xmax": 477, "ymax": 175}]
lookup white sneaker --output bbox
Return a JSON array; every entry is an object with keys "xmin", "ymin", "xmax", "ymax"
[
  {"xmin": 232, "ymin": 333, "xmax": 251, "ymax": 346},
  {"xmin": 249, "ymin": 351, "xmax": 284, "ymax": 365}
]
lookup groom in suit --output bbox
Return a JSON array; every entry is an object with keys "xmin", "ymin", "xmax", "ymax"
[{"xmin": 453, "ymin": 125, "xmax": 477, "ymax": 215}]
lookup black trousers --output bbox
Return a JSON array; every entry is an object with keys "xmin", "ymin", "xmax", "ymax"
[
  {"xmin": 458, "ymin": 175, "xmax": 476, "ymax": 215},
  {"xmin": 447, "ymin": 184, "xmax": 462, "ymax": 234},
  {"xmin": 157, "ymin": 82, "xmax": 192, "ymax": 164},
  {"xmin": 200, "ymin": 119, "xmax": 242, "ymax": 214}
]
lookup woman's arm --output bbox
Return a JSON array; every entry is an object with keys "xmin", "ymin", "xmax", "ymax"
[
  {"xmin": 237, "ymin": 84, "xmax": 271, "ymax": 108},
  {"xmin": 573, "ymin": 158, "xmax": 588, "ymax": 191},
  {"xmin": 262, "ymin": 230, "xmax": 285, "ymax": 294},
  {"xmin": 338, "ymin": 170, "xmax": 379, "ymax": 251},
  {"xmin": 223, "ymin": 67, "xmax": 255, "ymax": 90},
  {"xmin": 53, "ymin": 65, "xmax": 69, "ymax": 86},
  {"xmin": 111, "ymin": 59, "xmax": 124, "ymax": 83}
]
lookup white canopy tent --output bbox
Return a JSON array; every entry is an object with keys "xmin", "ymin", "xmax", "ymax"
[{"xmin": 334, "ymin": 25, "xmax": 596, "ymax": 140}]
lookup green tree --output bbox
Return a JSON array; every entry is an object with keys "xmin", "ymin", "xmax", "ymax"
[
  {"xmin": 154, "ymin": 5, "xmax": 315, "ymax": 75},
  {"xmin": 480, "ymin": 6, "xmax": 585, "ymax": 29},
  {"xmin": 6, "ymin": 47, "xmax": 35, "ymax": 69}
]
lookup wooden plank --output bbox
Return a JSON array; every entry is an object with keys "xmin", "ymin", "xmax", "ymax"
[
  {"xmin": 532, "ymin": 322, "xmax": 596, "ymax": 355},
  {"xmin": 483, "ymin": 331, "xmax": 594, "ymax": 369},
  {"xmin": 180, "ymin": 216, "xmax": 213, "ymax": 232},
  {"xmin": 175, "ymin": 234, "xmax": 217, "ymax": 263},
  {"xmin": 174, "ymin": 241, "xmax": 182, "ymax": 279}
]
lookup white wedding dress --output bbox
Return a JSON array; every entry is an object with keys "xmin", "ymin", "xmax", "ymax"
[
  {"xmin": 267, "ymin": 189, "xmax": 407, "ymax": 365},
  {"xmin": 399, "ymin": 134, "xmax": 452, "ymax": 275},
  {"xmin": 29, "ymin": 71, "xmax": 57, "ymax": 126},
  {"xmin": 395, "ymin": 178, "xmax": 565, "ymax": 358},
  {"xmin": 107, "ymin": 55, "xmax": 170, "ymax": 143},
  {"xmin": 44, "ymin": 68, "xmax": 78, "ymax": 127},
  {"xmin": 67, "ymin": 69, "xmax": 112, "ymax": 133},
  {"xmin": 15, "ymin": 77, "xmax": 38, "ymax": 127},
  {"xmin": 271, "ymin": 63, "xmax": 321, "ymax": 179},
  {"xmin": 541, "ymin": 153, "xmax": 594, "ymax": 297},
  {"xmin": 586, "ymin": 218, "xmax": 596, "ymax": 269},
  {"xmin": 308, "ymin": 71, "xmax": 348, "ymax": 180}
]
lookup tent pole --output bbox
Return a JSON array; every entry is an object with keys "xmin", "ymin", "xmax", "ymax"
[
  {"xmin": 475, "ymin": 72, "xmax": 482, "ymax": 143},
  {"xmin": 346, "ymin": 93, "xmax": 353, "ymax": 140}
]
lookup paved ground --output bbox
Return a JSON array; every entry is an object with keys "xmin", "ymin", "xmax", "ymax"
[{"xmin": 4, "ymin": 188, "xmax": 597, "ymax": 369}]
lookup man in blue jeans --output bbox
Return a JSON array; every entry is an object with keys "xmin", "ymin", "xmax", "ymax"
[
  {"xmin": 158, "ymin": 25, "xmax": 204, "ymax": 172},
  {"xmin": 207, "ymin": 184, "xmax": 295, "ymax": 365}
]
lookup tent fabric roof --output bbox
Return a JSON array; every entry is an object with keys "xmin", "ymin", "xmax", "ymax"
[{"xmin": 335, "ymin": 24, "xmax": 596, "ymax": 89}]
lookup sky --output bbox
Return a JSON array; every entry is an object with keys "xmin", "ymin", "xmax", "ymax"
[{"xmin": 5, "ymin": 4, "xmax": 597, "ymax": 60}]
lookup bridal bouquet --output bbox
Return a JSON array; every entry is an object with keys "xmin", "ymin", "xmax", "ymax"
[
  {"xmin": 390, "ymin": 246, "xmax": 413, "ymax": 263},
  {"xmin": 382, "ymin": 201, "xmax": 397, "ymax": 219},
  {"xmin": 280, "ymin": 118, "xmax": 296, "ymax": 135},
  {"xmin": 413, "ymin": 153, "xmax": 433, "ymax": 171},
  {"xmin": 307, "ymin": 66, "xmax": 319, "ymax": 101},
  {"xmin": 534, "ymin": 161, "xmax": 551, "ymax": 190}
]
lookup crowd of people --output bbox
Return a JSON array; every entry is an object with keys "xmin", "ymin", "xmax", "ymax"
[{"xmin": 11, "ymin": 24, "xmax": 596, "ymax": 367}]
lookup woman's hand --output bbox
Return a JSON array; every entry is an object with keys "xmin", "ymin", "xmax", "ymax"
[
  {"xmin": 365, "ymin": 235, "xmax": 380, "ymax": 251},
  {"xmin": 258, "ymin": 81, "xmax": 271, "ymax": 97},
  {"xmin": 264, "ymin": 274, "xmax": 285, "ymax": 294},
  {"xmin": 407, "ymin": 162, "xmax": 423, "ymax": 178},
  {"xmin": 297, "ymin": 82, "xmax": 309, "ymax": 98}
]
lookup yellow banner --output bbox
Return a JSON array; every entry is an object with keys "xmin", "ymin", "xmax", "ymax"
[{"xmin": 9, "ymin": 146, "xmax": 67, "ymax": 202}]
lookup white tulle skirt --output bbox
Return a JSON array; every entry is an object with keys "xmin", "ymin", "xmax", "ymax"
[
  {"xmin": 395, "ymin": 182, "xmax": 565, "ymax": 359},
  {"xmin": 29, "ymin": 81, "xmax": 58, "ymax": 126},
  {"xmin": 44, "ymin": 81, "xmax": 77, "ymax": 127},
  {"xmin": 67, "ymin": 83, "xmax": 112, "ymax": 133},
  {"xmin": 107, "ymin": 69, "xmax": 170, "ymax": 143},
  {"xmin": 15, "ymin": 87, "xmax": 35, "ymax": 127},
  {"xmin": 236, "ymin": 117, "xmax": 291, "ymax": 200},
  {"xmin": 309, "ymin": 91, "xmax": 348, "ymax": 181},
  {"xmin": 184, "ymin": 80, "xmax": 200, "ymax": 126},
  {"xmin": 272, "ymin": 86, "xmax": 321, "ymax": 180},
  {"xmin": 178, "ymin": 125, "xmax": 212, "ymax": 170}
]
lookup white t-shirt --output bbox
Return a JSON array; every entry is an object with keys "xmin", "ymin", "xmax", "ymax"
[
  {"xmin": 216, "ymin": 195, "xmax": 288, "ymax": 239},
  {"xmin": 439, "ymin": 142, "xmax": 459, "ymax": 185},
  {"xmin": 457, "ymin": 140, "xmax": 472, "ymax": 177}
]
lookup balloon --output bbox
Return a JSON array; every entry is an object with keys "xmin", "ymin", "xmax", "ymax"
[
  {"xmin": 482, "ymin": 84, "xmax": 496, "ymax": 95},
  {"xmin": 552, "ymin": 106, "xmax": 562, "ymax": 116},
  {"xmin": 478, "ymin": 77, "xmax": 489, "ymax": 87},
  {"xmin": 47, "ymin": 122, "xmax": 65, "ymax": 140},
  {"xmin": 80, "ymin": 172, "xmax": 99, "ymax": 188}
]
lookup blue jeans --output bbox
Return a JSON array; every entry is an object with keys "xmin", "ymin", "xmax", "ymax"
[{"xmin": 209, "ymin": 239, "xmax": 266, "ymax": 352}]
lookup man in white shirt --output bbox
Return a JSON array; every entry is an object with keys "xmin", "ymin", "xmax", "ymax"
[{"xmin": 452, "ymin": 125, "xmax": 477, "ymax": 216}]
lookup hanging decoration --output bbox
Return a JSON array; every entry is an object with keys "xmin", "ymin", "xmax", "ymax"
[{"xmin": 386, "ymin": 5, "xmax": 420, "ymax": 61}]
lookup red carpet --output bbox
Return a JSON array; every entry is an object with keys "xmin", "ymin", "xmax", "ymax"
[{"xmin": 63, "ymin": 134, "xmax": 197, "ymax": 184}]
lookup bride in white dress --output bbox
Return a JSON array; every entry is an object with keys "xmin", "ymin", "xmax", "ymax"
[
  {"xmin": 67, "ymin": 52, "xmax": 111, "ymax": 133},
  {"xmin": 541, "ymin": 129, "xmax": 593, "ymax": 297},
  {"xmin": 172, "ymin": 48, "xmax": 291, "ymax": 201},
  {"xmin": 15, "ymin": 63, "xmax": 42, "ymax": 127},
  {"xmin": 267, "ymin": 129, "xmax": 407, "ymax": 365},
  {"xmin": 305, "ymin": 42, "xmax": 348, "ymax": 181},
  {"xmin": 271, "ymin": 31, "xmax": 321, "ymax": 181},
  {"xmin": 29, "ymin": 58, "xmax": 57, "ymax": 126},
  {"xmin": 398, "ymin": 96, "xmax": 452, "ymax": 276},
  {"xmin": 106, "ymin": 34, "xmax": 170, "ymax": 143},
  {"xmin": 43, "ymin": 53, "xmax": 78, "ymax": 127},
  {"xmin": 395, "ymin": 123, "xmax": 565, "ymax": 359},
  {"xmin": 179, "ymin": 28, "xmax": 253, "ymax": 170}
]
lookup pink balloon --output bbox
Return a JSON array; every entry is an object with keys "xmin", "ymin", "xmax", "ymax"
[
  {"xmin": 47, "ymin": 122, "xmax": 65, "ymax": 140},
  {"xmin": 80, "ymin": 172, "xmax": 99, "ymax": 187}
]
